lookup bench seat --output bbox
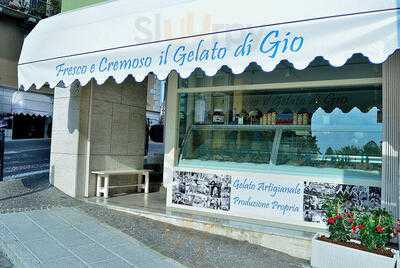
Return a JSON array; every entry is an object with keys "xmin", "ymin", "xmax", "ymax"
[{"xmin": 92, "ymin": 169, "xmax": 151, "ymax": 198}]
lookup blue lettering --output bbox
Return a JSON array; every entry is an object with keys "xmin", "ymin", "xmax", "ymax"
[
  {"xmin": 98, "ymin": 56, "xmax": 152, "ymax": 73},
  {"xmin": 144, "ymin": 57, "xmax": 151, "ymax": 67},
  {"xmin": 174, "ymin": 46, "xmax": 186, "ymax": 66},
  {"xmin": 232, "ymin": 179, "xmax": 256, "ymax": 190},
  {"xmin": 99, "ymin": 57, "xmax": 108, "ymax": 72},
  {"xmin": 56, "ymin": 63, "xmax": 65, "ymax": 77},
  {"xmin": 260, "ymin": 30, "xmax": 280, "ymax": 58},
  {"xmin": 290, "ymin": 36, "xmax": 304, "ymax": 52},
  {"xmin": 259, "ymin": 30, "xmax": 304, "ymax": 58},
  {"xmin": 132, "ymin": 58, "xmax": 139, "ymax": 68},
  {"xmin": 173, "ymin": 41, "xmax": 228, "ymax": 66},
  {"xmin": 234, "ymin": 33, "xmax": 254, "ymax": 57},
  {"xmin": 55, "ymin": 63, "xmax": 88, "ymax": 77}
]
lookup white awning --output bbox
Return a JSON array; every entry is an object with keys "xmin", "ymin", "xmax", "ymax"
[
  {"xmin": 11, "ymin": 91, "xmax": 53, "ymax": 117},
  {"xmin": 18, "ymin": 0, "xmax": 399, "ymax": 89}
]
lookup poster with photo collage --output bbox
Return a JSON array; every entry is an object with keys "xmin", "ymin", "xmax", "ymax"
[
  {"xmin": 303, "ymin": 182, "xmax": 381, "ymax": 223},
  {"xmin": 172, "ymin": 171, "xmax": 231, "ymax": 211}
]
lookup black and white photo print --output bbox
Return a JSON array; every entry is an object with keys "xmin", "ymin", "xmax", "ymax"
[
  {"xmin": 303, "ymin": 181, "xmax": 381, "ymax": 223},
  {"xmin": 172, "ymin": 171, "xmax": 232, "ymax": 211}
]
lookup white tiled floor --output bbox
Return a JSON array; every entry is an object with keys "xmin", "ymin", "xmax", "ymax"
[{"xmin": 0, "ymin": 207, "xmax": 185, "ymax": 268}]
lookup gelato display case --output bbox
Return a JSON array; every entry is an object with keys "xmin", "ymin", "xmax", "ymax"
[{"xmin": 177, "ymin": 87, "xmax": 383, "ymax": 181}]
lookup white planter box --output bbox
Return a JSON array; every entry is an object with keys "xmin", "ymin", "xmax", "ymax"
[{"xmin": 311, "ymin": 233, "xmax": 398, "ymax": 268}]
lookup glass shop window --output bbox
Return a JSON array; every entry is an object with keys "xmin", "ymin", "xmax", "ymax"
[{"xmin": 177, "ymin": 86, "xmax": 382, "ymax": 179}]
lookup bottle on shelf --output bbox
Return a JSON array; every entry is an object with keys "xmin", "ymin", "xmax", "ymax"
[
  {"xmin": 272, "ymin": 112, "xmax": 277, "ymax": 125},
  {"xmin": 303, "ymin": 113, "xmax": 309, "ymax": 125},
  {"xmin": 267, "ymin": 112, "xmax": 272, "ymax": 125},
  {"xmin": 297, "ymin": 113, "xmax": 303, "ymax": 125},
  {"xmin": 238, "ymin": 110, "xmax": 247, "ymax": 125},
  {"xmin": 293, "ymin": 112, "xmax": 298, "ymax": 125}
]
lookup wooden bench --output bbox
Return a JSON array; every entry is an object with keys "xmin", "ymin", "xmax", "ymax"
[{"xmin": 92, "ymin": 169, "xmax": 151, "ymax": 198}]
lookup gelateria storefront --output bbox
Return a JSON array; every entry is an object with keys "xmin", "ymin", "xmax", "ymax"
[
  {"xmin": 17, "ymin": 0, "xmax": 400, "ymax": 229},
  {"xmin": 168, "ymin": 58, "xmax": 383, "ymax": 228}
]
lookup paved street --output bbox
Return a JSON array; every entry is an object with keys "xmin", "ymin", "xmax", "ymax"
[
  {"xmin": 3, "ymin": 139, "xmax": 50, "ymax": 181},
  {"xmin": 0, "ymin": 208, "xmax": 184, "ymax": 268},
  {"xmin": 0, "ymin": 177, "xmax": 309, "ymax": 268},
  {"xmin": 0, "ymin": 137, "xmax": 307, "ymax": 268}
]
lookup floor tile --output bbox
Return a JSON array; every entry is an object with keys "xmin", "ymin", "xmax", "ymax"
[
  {"xmin": 26, "ymin": 210, "xmax": 71, "ymax": 231},
  {"xmin": 71, "ymin": 243, "xmax": 117, "ymax": 264},
  {"xmin": 0, "ymin": 225, "xmax": 18, "ymax": 244},
  {"xmin": 5, "ymin": 241, "xmax": 40, "ymax": 266},
  {"xmin": 49, "ymin": 227, "xmax": 94, "ymax": 247},
  {"xmin": 89, "ymin": 258, "xmax": 132, "ymax": 268},
  {"xmin": 10, "ymin": 224, "xmax": 49, "ymax": 242},
  {"xmin": 0, "ymin": 213, "xmax": 30, "ymax": 225},
  {"xmin": 88, "ymin": 230, "xmax": 131, "ymax": 247},
  {"xmin": 0, "ymin": 208, "xmax": 185, "ymax": 268},
  {"xmin": 38, "ymin": 256, "xmax": 88, "ymax": 268},
  {"xmin": 111, "ymin": 244, "xmax": 165, "ymax": 266},
  {"xmin": 24, "ymin": 238, "xmax": 73, "ymax": 262},
  {"xmin": 74, "ymin": 222, "xmax": 114, "ymax": 236}
]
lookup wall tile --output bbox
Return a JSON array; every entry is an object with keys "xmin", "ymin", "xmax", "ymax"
[
  {"xmin": 92, "ymin": 80, "xmax": 122, "ymax": 103},
  {"xmin": 91, "ymin": 99, "xmax": 113, "ymax": 117},
  {"xmin": 50, "ymin": 153, "xmax": 79, "ymax": 197}
]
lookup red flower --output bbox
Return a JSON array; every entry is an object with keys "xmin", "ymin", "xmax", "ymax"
[
  {"xmin": 375, "ymin": 225, "xmax": 385, "ymax": 233},
  {"xmin": 351, "ymin": 225, "xmax": 358, "ymax": 234},
  {"xmin": 327, "ymin": 217, "xmax": 336, "ymax": 225},
  {"xmin": 335, "ymin": 214, "xmax": 342, "ymax": 220},
  {"xmin": 347, "ymin": 218, "xmax": 354, "ymax": 223},
  {"xmin": 359, "ymin": 224, "xmax": 365, "ymax": 230}
]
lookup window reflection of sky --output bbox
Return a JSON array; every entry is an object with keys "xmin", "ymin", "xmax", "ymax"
[{"xmin": 311, "ymin": 107, "xmax": 382, "ymax": 155}]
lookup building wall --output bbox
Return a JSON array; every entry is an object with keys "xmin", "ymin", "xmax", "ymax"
[
  {"xmin": 0, "ymin": 9, "xmax": 55, "ymax": 141},
  {"xmin": 0, "ymin": 16, "xmax": 25, "ymax": 88},
  {"xmin": 87, "ymin": 77, "xmax": 146, "ymax": 196},
  {"xmin": 0, "ymin": 85, "xmax": 53, "ymax": 140},
  {"xmin": 147, "ymin": 75, "xmax": 163, "ymax": 113},
  {"xmin": 50, "ymin": 78, "xmax": 147, "ymax": 198},
  {"xmin": 61, "ymin": 0, "xmax": 105, "ymax": 12}
]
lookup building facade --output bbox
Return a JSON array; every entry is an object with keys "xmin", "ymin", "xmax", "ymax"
[
  {"xmin": 16, "ymin": 1, "xmax": 400, "ymax": 257},
  {"xmin": 0, "ymin": 0, "xmax": 59, "ymax": 140}
]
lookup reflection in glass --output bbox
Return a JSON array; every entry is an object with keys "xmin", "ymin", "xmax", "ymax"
[{"xmin": 177, "ymin": 87, "xmax": 382, "ymax": 179}]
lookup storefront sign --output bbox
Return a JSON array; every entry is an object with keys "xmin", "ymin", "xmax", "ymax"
[
  {"xmin": 53, "ymin": 30, "xmax": 303, "ymax": 81},
  {"xmin": 171, "ymin": 170, "xmax": 381, "ymax": 226},
  {"xmin": 230, "ymin": 177, "xmax": 303, "ymax": 221},
  {"xmin": 19, "ymin": 3, "xmax": 397, "ymax": 89}
]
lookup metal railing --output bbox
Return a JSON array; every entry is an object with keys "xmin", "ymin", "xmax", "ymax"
[{"xmin": 0, "ymin": 0, "xmax": 60, "ymax": 20}]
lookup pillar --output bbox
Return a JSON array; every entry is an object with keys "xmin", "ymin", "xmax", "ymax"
[
  {"xmin": 44, "ymin": 116, "xmax": 52, "ymax": 138},
  {"xmin": 50, "ymin": 77, "xmax": 147, "ymax": 198},
  {"xmin": 50, "ymin": 82, "xmax": 84, "ymax": 197},
  {"xmin": 382, "ymin": 50, "xmax": 400, "ymax": 218},
  {"xmin": 163, "ymin": 72, "xmax": 179, "ymax": 190}
]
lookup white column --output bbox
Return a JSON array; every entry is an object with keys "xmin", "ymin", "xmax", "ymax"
[
  {"xmin": 382, "ymin": 50, "xmax": 400, "ymax": 218},
  {"xmin": 163, "ymin": 72, "xmax": 179, "ymax": 189},
  {"xmin": 49, "ymin": 83, "xmax": 84, "ymax": 197}
]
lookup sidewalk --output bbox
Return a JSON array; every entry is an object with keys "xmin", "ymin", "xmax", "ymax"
[
  {"xmin": 0, "ymin": 207, "xmax": 184, "ymax": 268},
  {"xmin": 0, "ymin": 178, "xmax": 309, "ymax": 268}
]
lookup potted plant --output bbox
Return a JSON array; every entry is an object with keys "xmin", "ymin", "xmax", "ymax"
[{"xmin": 311, "ymin": 197, "xmax": 399, "ymax": 268}]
